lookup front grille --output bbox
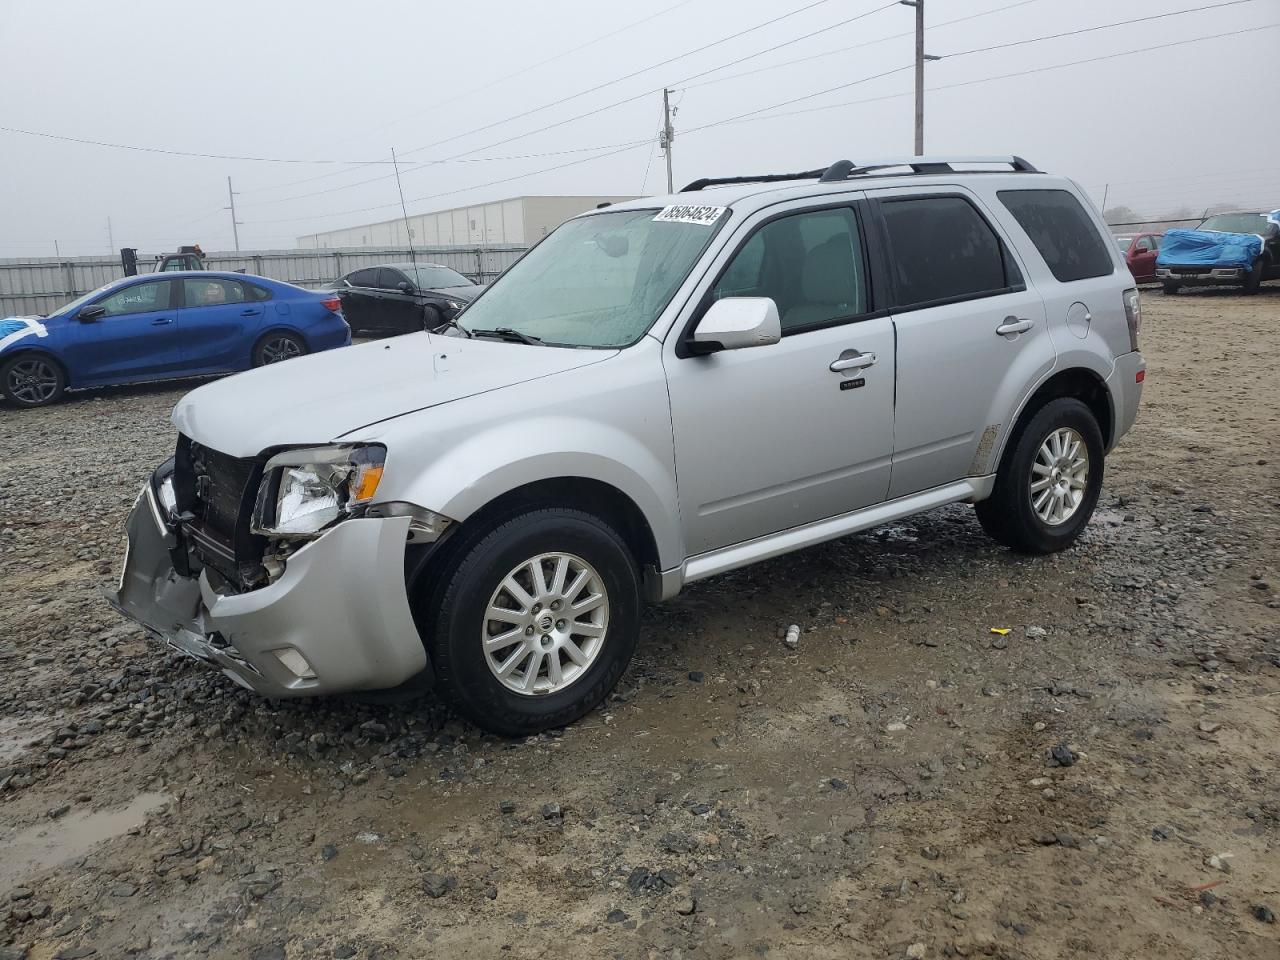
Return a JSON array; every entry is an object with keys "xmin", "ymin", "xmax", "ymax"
[{"xmin": 173, "ymin": 435, "xmax": 265, "ymax": 587}]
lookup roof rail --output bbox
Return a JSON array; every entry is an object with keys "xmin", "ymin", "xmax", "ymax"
[{"xmin": 680, "ymin": 155, "xmax": 1039, "ymax": 192}]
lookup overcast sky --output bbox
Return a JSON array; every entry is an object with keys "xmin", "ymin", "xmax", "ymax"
[{"xmin": 2, "ymin": 0, "xmax": 1277, "ymax": 257}]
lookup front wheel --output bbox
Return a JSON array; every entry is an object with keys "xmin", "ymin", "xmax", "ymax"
[
  {"xmin": 1243, "ymin": 257, "xmax": 1264, "ymax": 295},
  {"xmin": 421, "ymin": 305, "xmax": 442, "ymax": 332},
  {"xmin": 1161, "ymin": 280, "xmax": 1180, "ymax": 295},
  {"xmin": 253, "ymin": 332, "xmax": 307, "ymax": 366},
  {"xmin": 1, "ymin": 354, "xmax": 66, "ymax": 408},
  {"xmin": 424, "ymin": 508, "xmax": 640, "ymax": 736},
  {"xmin": 975, "ymin": 397, "xmax": 1104, "ymax": 554}
]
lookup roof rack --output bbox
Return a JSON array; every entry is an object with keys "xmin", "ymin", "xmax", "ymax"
[{"xmin": 681, "ymin": 155, "xmax": 1040, "ymax": 192}]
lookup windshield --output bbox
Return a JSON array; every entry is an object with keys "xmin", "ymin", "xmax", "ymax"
[
  {"xmin": 406, "ymin": 265, "xmax": 472, "ymax": 289},
  {"xmin": 1115, "ymin": 237, "xmax": 1132, "ymax": 252},
  {"xmin": 57, "ymin": 277, "xmax": 132, "ymax": 315},
  {"xmin": 458, "ymin": 207, "xmax": 725, "ymax": 347},
  {"xmin": 1198, "ymin": 212, "xmax": 1270, "ymax": 235}
]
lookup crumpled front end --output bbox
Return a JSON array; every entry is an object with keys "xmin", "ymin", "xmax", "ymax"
[{"xmin": 105, "ymin": 479, "xmax": 429, "ymax": 698}]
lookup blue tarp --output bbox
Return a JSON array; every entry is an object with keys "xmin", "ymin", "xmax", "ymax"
[{"xmin": 1158, "ymin": 228, "xmax": 1263, "ymax": 270}]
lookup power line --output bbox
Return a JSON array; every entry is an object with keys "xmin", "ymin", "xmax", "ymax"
[
  {"xmin": 942, "ymin": 0, "xmax": 1259, "ymax": 59},
  {"xmin": 0, "ymin": 124, "xmax": 394, "ymax": 165},
  {"xmin": 238, "ymin": 1, "xmax": 899, "ymax": 209},
  {"xmin": 245, "ymin": 0, "xmax": 703, "ymax": 196},
  {"xmin": 680, "ymin": 0, "xmax": 1046, "ymax": 91},
  {"xmin": 681, "ymin": 22, "xmax": 1279, "ymax": 135}
]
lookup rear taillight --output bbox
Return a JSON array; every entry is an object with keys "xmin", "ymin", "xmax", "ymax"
[
  {"xmin": 321, "ymin": 297, "xmax": 341, "ymax": 313},
  {"xmin": 1122, "ymin": 288, "xmax": 1141, "ymax": 352}
]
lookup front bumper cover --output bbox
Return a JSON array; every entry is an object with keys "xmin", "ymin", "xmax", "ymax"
[{"xmin": 104, "ymin": 483, "xmax": 429, "ymax": 697}]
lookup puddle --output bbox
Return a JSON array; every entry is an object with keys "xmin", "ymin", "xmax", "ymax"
[
  {"xmin": 0, "ymin": 715, "xmax": 52, "ymax": 765},
  {"xmin": 0, "ymin": 792, "xmax": 171, "ymax": 888}
]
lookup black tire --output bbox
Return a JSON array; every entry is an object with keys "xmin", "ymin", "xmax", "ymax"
[
  {"xmin": 424, "ymin": 508, "xmax": 640, "ymax": 736},
  {"xmin": 1, "ymin": 353, "xmax": 66, "ymax": 408},
  {"xmin": 253, "ymin": 331, "xmax": 307, "ymax": 366},
  {"xmin": 1161, "ymin": 280, "xmax": 1180, "ymax": 295},
  {"xmin": 1243, "ymin": 257, "xmax": 1264, "ymax": 295},
  {"xmin": 975, "ymin": 397, "xmax": 1104, "ymax": 554},
  {"xmin": 422, "ymin": 306, "xmax": 442, "ymax": 332}
]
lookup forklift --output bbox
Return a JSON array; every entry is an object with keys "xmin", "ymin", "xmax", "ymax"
[{"xmin": 120, "ymin": 244, "xmax": 206, "ymax": 276}]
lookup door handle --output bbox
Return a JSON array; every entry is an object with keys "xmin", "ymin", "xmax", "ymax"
[
  {"xmin": 241, "ymin": 308, "xmax": 262, "ymax": 317},
  {"xmin": 151, "ymin": 317, "xmax": 173, "ymax": 325},
  {"xmin": 830, "ymin": 350, "xmax": 877, "ymax": 373},
  {"xmin": 995, "ymin": 316, "xmax": 1033, "ymax": 337}
]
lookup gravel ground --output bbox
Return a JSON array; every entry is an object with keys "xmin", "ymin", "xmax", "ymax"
[{"xmin": 1, "ymin": 290, "xmax": 1277, "ymax": 960}]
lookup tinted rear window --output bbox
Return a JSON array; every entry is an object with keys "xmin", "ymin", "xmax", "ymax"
[
  {"xmin": 998, "ymin": 189, "xmax": 1114, "ymax": 282},
  {"xmin": 880, "ymin": 195, "xmax": 1017, "ymax": 307}
]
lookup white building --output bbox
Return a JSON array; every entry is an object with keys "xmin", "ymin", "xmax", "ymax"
[{"xmin": 297, "ymin": 195, "xmax": 635, "ymax": 249}]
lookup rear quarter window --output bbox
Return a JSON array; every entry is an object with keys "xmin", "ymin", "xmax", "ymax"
[{"xmin": 998, "ymin": 189, "xmax": 1114, "ymax": 282}]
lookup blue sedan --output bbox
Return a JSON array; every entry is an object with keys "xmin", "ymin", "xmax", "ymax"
[{"xmin": 0, "ymin": 272, "xmax": 350, "ymax": 408}]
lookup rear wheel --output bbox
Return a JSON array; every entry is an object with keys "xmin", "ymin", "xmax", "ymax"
[
  {"xmin": 975, "ymin": 397, "xmax": 1104, "ymax": 554},
  {"xmin": 253, "ymin": 332, "xmax": 306, "ymax": 366},
  {"xmin": 1161, "ymin": 280, "xmax": 1180, "ymax": 295},
  {"xmin": 424, "ymin": 508, "xmax": 640, "ymax": 736},
  {"xmin": 1, "ymin": 354, "xmax": 66, "ymax": 408}
]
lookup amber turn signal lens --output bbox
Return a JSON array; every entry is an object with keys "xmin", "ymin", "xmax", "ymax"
[{"xmin": 351, "ymin": 464, "xmax": 384, "ymax": 503}]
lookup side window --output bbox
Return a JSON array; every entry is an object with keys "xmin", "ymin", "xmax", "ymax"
[
  {"xmin": 711, "ymin": 207, "xmax": 868, "ymax": 334},
  {"xmin": 1136, "ymin": 237, "xmax": 1153, "ymax": 252},
  {"xmin": 1151, "ymin": 235, "xmax": 1161, "ymax": 250},
  {"xmin": 879, "ymin": 196, "xmax": 1015, "ymax": 308},
  {"xmin": 246, "ymin": 282, "xmax": 273, "ymax": 302},
  {"xmin": 349, "ymin": 268, "xmax": 378, "ymax": 287},
  {"xmin": 378, "ymin": 267, "xmax": 407, "ymax": 289},
  {"xmin": 183, "ymin": 278, "xmax": 248, "ymax": 308},
  {"xmin": 997, "ymin": 189, "xmax": 1114, "ymax": 282},
  {"xmin": 98, "ymin": 280, "xmax": 173, "ymax": 316}
]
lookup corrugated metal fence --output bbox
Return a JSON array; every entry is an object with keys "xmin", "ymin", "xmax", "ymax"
[{"xmin": 0, "ymin": 245, "xmax": 527, "ymax": 317}]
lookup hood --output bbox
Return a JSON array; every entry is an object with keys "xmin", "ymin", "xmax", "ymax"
[
  {"xmin": 429, "ymin": 284, "xmax": 484, "ymax": 301},
  {"xmin": 171, "ymin": 332, "xmax": 613, "ymax": 457}
]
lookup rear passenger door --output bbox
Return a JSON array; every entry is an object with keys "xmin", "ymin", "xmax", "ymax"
[
  {"xmin": 178, "ymin": 277, "xmax": 265, "ymax": 371},
  {"xmin": 870, "ymin": 190, "xmax": 1052, "ymax": 498},
  {"xmin": 340, "ymin": 268, "xmax": 379, "ymax": 331}
]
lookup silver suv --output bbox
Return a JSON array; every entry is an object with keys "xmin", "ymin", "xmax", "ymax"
[{"xmin": 108, "ymin": 156, "xmax": 1145, "ymax": 735}]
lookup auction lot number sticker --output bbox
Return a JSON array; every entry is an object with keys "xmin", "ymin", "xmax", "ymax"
[{"xmin": 653, "ymin": 205, "xmax": 726, "ymax": 225}]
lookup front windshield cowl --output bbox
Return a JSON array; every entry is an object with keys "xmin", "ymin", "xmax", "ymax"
[{"xmin": 457, "ymin": 206, "xmax": 727, "ymax": 348}]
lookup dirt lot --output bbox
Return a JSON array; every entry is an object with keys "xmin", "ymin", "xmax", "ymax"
[{"xmin": 1, "ymin": 289, "xmax": 1277, "ymax": 960}]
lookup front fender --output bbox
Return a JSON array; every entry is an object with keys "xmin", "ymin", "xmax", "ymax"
[{"xmin": 393, "ymin": 416, "xmax": 683, "ymax": 569}]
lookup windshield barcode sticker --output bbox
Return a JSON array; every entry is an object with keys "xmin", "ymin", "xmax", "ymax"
[{"xmin": 653, "ymin": 205, "xmax": 726, "ymax": 226}]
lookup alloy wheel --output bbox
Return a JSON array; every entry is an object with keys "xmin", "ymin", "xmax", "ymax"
[
  {"xmin": 6, "ymin": 358, "xmax": 59, "ymax": 405},
  {"xmin": 261, "ymin": 337, "xmax": 301, "ymax": 364},
  {"xmin": 482, "ymin": 552, "xmax": 609, "ymax": 696},
  {"xmin": 1030, "ymin": 427, "xmax": 1089, "ymax": 526}
]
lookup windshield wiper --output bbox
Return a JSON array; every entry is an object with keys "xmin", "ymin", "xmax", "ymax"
[
  {"xmin": 429, "ymin": 316, "xmax": 472, "ymax": 337},
  {"xmin": 470, "ymin": 327, "xmax": 546, "ymax": 346}
]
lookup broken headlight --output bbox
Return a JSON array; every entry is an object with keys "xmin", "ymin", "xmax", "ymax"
[{"xmin": 252, "ymin": 444, "xmax": 385, "ymax": 538}]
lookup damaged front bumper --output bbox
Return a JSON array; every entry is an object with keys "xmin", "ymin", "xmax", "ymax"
[{"xmin": 104, "ymin": 482, "xmax": 429, "ymax": 697}]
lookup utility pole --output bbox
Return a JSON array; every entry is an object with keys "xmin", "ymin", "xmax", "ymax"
[
  {"xmin": 900, "ymin": 0, "xmax": 939, "ymax": 155},
  {"xmin": 390, "ymin": 147, "xmax": 417, "ymax": 269},
  {"xmin": 54, "ymin": 239, "xmax": 60, "ymax": 258},
  {"xmin": 107, "ymin": 216, "xmax": 114, "ymax": 255},
  {"xmin": 226, "ymin": 176, "xmax": 241, "ymax": 252},
  {"xmin": 661, "ymin": 88, "xmax": 676, "ymax": 193}
]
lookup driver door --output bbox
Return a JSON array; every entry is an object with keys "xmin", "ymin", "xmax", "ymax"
[
  {"xmin": 67, "ymin": 278, "xmax": 182, "ymax": 385},
  {"xmin": 663, "ymin": 199, "xmax": 896, "ymax": 556}
]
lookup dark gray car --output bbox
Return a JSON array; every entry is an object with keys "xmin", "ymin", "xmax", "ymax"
[{"xmin": 327, "ymin": 262, "xmax": 483, "ymax": 335}]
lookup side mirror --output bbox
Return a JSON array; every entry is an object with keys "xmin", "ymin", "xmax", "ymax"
[
  {"xmin": 78, "ymin": 304, "xmax": 106, "ymax": 322},
  {"xmin": 397, "ymin": 281, "xmax": 414, "ymax": 294},
  {"xmin": 1266, "ymin": 222, "xmax": 1279, "ymax": 239},
  {"xmin": 689, "ymin": 297, "xmax": 781, "ymax": 354}
]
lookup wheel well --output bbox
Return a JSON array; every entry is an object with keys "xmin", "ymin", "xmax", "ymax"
[
  {"xmin": 404, "ymin": 477, "xmax": 660, "ymax": 600},
  {"xmin": 1008, "ymin": 368, "xmax": 1113, "ymax": 458}
]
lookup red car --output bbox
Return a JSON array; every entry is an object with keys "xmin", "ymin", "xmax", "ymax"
[{"xmin": 1116, "ymin": 232, "xmax": 1161, "ymax": 283}]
